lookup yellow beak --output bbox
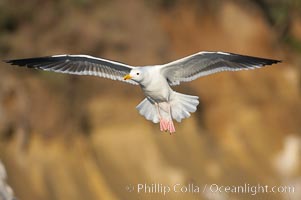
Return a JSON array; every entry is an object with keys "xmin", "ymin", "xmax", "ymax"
[{"xmin": 123, "ymin": 74, "xmax": 132, "ymax": 80}]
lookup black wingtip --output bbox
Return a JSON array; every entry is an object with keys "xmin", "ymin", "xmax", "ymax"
[
  {"xmin": 228, "ymin": 52, "xmax": 282, "ymax": 65},
  {"xmin": 2, "ymin": 59, "xmax": 23, "ymax": 66},
  {"xmin": 273, "ymin": 59, "xmax": 282, "ymax": 63},
  {"xmin": 2, "ymin": 59, "xmax": 24, "ymax": 65},
  {"xmin": 2, "ymin": 57, "xmax": 46, "ymax": 67},
  {"xmin": 267, "ymin": 59, "xmax": 282, "ymax": 65},
  {"xmin": 269, "ymin": 59, "xmax": 282, "ymax": 66}
]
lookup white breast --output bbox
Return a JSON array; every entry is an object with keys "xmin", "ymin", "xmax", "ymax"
[{"xmin": 139, "ymin": 69, "xmax": 172, "ymax": 102}]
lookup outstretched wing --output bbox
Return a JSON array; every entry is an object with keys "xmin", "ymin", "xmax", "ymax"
[
  {"xmin": 5, "ymin": 54, "xmax": 138, "ymax": 85},
  {"xmin": 160, "ymin": 51, "xmax": 281, "ymax": 85}
]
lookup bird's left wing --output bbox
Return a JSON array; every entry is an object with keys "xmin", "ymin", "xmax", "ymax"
[
  {"xmin": 160, "ymin": 51, "xmax": 281, "ymax": 85},
  {"xmin": 5, "ymin": 54, "xmax": 138, "ymax": 85}
]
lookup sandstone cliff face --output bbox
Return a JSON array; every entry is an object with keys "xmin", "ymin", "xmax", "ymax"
[{"xmin": 0, "ymin": 0, "xmax": 300, "ymax": 200}]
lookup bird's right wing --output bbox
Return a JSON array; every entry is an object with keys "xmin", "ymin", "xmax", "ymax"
[{"xmin": 5, "ymin": 54, "xmax": 138, "ymax": 85}]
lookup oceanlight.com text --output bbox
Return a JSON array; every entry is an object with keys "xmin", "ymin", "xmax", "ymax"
[{"xmin": 125, "ymin": 183, "xmax": 295, "ymax": 196}]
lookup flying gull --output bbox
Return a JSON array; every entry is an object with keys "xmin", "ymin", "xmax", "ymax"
[{"xmin": 4, "ymin": 51, "xmax": 281, "ymax": 133}]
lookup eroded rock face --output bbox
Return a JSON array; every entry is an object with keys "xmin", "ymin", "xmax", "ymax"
[{"xmin": 0, "ymin": 1, "xmax": 300, "ymax": 200}]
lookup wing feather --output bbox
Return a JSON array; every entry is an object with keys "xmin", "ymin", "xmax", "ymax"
[
  {"xmin": 160, "ymin": 51, "xmax": 281, "ymax": 85},
  {"xmin": 5, "ymin": 54, "xmax": 137, "ymax": 85}
]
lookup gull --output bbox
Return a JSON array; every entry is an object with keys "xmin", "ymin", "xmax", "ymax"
[{"xmin": 4, "ymin": 51, "xmax": 280, "ymax": 133}]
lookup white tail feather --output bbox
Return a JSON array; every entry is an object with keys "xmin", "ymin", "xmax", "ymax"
[
  {"xmin": 170, "ymin": 92, "xmax": 199, "ymax": 122},
  {"xmin": 136, "ymin": 98, "xmax": 160, "ymax": 123},
  {"xmin": 136, "ymin": 92, "xmax": 199, "ymax": 123}
]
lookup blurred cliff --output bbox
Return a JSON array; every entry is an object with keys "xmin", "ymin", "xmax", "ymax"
[{"xmin": 0, "ymin": 0, "xmax": 300, "ymax": 199}]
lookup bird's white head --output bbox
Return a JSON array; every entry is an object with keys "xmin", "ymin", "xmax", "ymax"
[{"xmin": 123, "ymin": 68, "xmax": 144, "ymax": 83}]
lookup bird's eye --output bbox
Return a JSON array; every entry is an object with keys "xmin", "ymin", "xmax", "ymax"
[{"xmin": 136, "ymin": 73, "xmax": 140, "ymax": 75}]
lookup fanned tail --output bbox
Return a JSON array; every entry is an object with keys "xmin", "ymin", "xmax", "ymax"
[
  {"xmin": 170, "ymin": 92, "xmax": 199, "ymax": 122},
  {"xmin": 136, "ymin": 97, "xmax": 159, "ymax": 123},
  {"xmin": 136, "ymin": 92, "xmax": 199, "ymax": 133}
]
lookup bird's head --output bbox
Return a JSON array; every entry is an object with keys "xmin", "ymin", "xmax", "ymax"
[{"xmin": 123, "ymin": 69, "xmax": 144, "ymax": 83}]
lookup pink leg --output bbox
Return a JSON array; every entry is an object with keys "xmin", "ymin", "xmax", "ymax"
[
  {"xmin": 159, "ymin": 119, "xmax": 164, "ymax": 131},
  {"xmin": 156, "ymin": 103, "xmax": 162, "ymax": 131},
  {"xmin": 157, "ymin": 102, "xmax": 176, "ymax": 134},
  {"xmin": 166, "ymin": 120, "xmax": 170, "ymax": 132},
  {"xmin": 169, "ymin": 120, "xmax": 176, "ymax": 133},
  {"xmin": 161, "ymin": 119, "xmax": 168, "ymax": 132},
  {"xmin": 156, "ymin": 103, "xmax": 167, "ymax": 132},
  {"xmin": 167, "ymin": 104, "xmax": 176, "ymax": 134}
]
